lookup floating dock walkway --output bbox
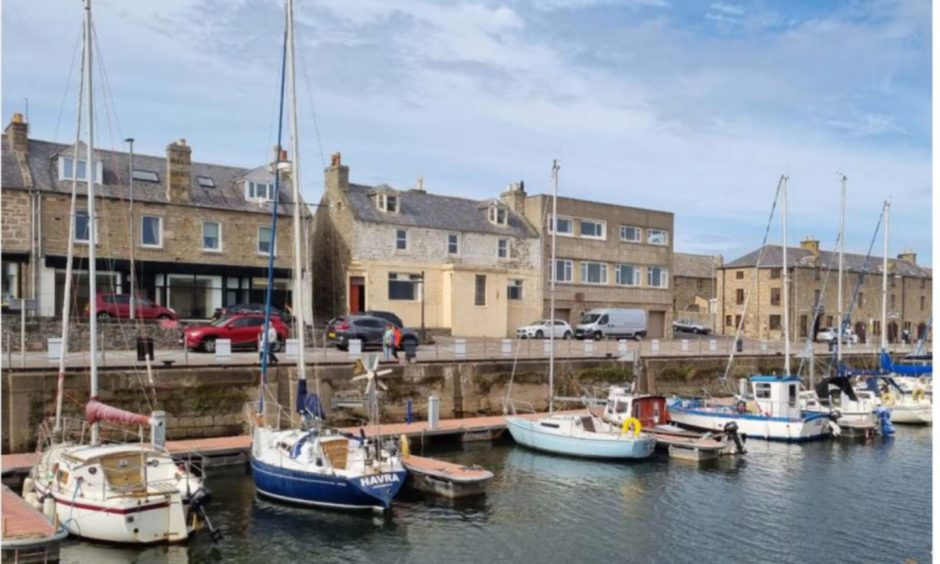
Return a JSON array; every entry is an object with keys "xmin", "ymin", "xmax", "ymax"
[{"xmin": 1, "ymin": 485, "xmax": 67, "ymax": 563}]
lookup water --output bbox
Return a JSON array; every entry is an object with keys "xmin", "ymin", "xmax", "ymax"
[{"xmin": 60, "ymin": 428, "xmax": 932, "ymax": 563}]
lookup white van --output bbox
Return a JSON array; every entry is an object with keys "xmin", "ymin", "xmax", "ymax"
[{"xmin": 575, "ymin": 308, "xmax": 647, "ymax": 340}]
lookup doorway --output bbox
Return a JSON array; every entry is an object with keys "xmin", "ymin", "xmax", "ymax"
[
  {"xmin": 854, "ymin": 321, "xmax": 866, "ymax": 344},
  {"xmin": 648, "ymin": 311, "xmax": 665, "ymax": 339},
  {"xmin": 349, "ymin": 276, "xmax": 365, "ymax": 314}
]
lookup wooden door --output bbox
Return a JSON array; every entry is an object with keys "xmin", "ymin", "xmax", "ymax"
[{"xmin": 349, "ymin": 276, "xmax": 365, "ymax": 314}]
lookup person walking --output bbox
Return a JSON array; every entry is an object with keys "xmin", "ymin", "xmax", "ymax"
[
  {"xmin": 259, "ymin": 323, "xmax": 280, "ymax": 365},
  {"xmin": 392, "ymin": 325, "xmax": 403, "ymax": 363},
  {"xmin": 382, "ymin": 323, "xmax": 395, "ymax": 361}
]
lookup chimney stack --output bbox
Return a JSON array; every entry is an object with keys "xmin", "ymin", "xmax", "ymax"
[
  {"xmin": 500, "ymin": 180, "xmax": 527, "ymax": 212},
  {"xmin": 412, "ymin": 176, "xmax": 426, "ymax": 193},
  {"xmin": 324, "ymin": 151, "xmax": 349, "ymax": 193},
  {"xmin": 165, "ymin": 139, "xmax": 192, "ymax": 203},
  {"xmin": 800, "ymin": 236, "xmax": 820, "ymax": 256},
  {"xmin": 5, "ymin": 113, "xmax": 28, "ymax": 154},
  {"xmin": 897, "ymin": 249, "xmax": 917, "ymax": 265}
]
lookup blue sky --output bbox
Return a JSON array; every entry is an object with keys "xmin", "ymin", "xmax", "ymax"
[{"xmin": 2, "ymin": 0, "xmax": 932, "ymax": 263}]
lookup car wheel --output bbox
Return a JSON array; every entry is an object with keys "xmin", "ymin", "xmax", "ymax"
[
  {"xmin": 535, "ymin": 330, "xmax": 544, "ymax": 339},
  {"xmin": 563, "ymin": 331, "xmax": 572, "ymax": 340},
  {"xmin": 96, "ymin": 311, "xmax": 111, "ymax": 320},
  {"xmin": 203, "ymin": 339, "xmax": 216, "ymax": 353},
  {"xmin": 593, "ymin": 331, "xmax": 603, "ymax": 341}
]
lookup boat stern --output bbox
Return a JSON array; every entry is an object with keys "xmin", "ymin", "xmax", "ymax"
[{"xmin": 348, "ymin": 469, "xmax": 408, "ymax": 510}]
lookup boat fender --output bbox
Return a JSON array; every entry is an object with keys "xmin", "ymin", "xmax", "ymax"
[
  {"xmin": 881, "ymin": 391, "xmax": 895, "ymax": 405},
  {"xmin": 912, "ymin": 388, "xmax": 926, "ymax": 402},
  {"xmin": 828, "ymin": 410, "xmax": 842, "ymax": 422},
  {"xmin": 621, "ymin": 417, "xmax": 642, "ymax": 437},
  {"xmin": 400, "ymin": 434, "xmax": 410, "ymax": 457},
  {"xmin": 735, "ymin": 401, "xmax": 747, "ymax": 414},
  {"xmin": 42, "ymin": 496, "xmax": 57, "ymax": 520}
]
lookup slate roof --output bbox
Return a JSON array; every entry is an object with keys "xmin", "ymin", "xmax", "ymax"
[
  {"xmin": 344, "ymin": 183, "xmax": 537, "ymax": 238},
  {"xmin": 2, "ymin": 134, "xmax": 294, "ymax": 215},
  {"xmin": 724, "ymin": 244, "xmax": 931, "ymax": 278},
  {"xmin": 673, "ymin": 252, "xmax": 719, "ymax": 279}
]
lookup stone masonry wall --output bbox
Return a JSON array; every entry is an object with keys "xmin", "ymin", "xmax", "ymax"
[{"xmin": 2, "ymin": 189, "xmax": 31, "ymax": 252}]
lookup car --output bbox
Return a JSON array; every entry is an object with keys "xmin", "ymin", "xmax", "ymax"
[
  {"xmin": 575, "ymin": 308, "xmax": 647, "ymax": 340},
  {"xmin": 212, "ymin": 303, "xmax": 291, "ymax": 322},
  {"xmin": 815, "ymin": 327, "xmax": 858, "ymax": 344},
  {"xmin": 181, "ymin": 313, "xmax": 290, "ymax": 353},
  {"xmin": 88, "ymin": 293, "xmax": 178, "ymax": 320},
  {"xmin": 672, "ymin": 318, "xmax": 710, "ymax": 335},
  {"xmin": 515, "ymin": 320, "xmax": 573, "ymax": 339},
  {"xmin": 361, "ymin": 310, "xmax": 404, "ymax": 328},
  {"xmin": 326, "ymin": 315, "xmax": 419, "ymax": 352}
]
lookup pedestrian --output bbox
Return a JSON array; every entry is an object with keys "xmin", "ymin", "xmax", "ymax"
[
  {"xmin": 259, "ymin": 323, "xmax": 279, "ymax": 365},
  {"xmin": 392, "ymin": 325, "xmax": 403, "ymax": 362},
  {"xmin": 382, "ymin": 323, "xmax": 394, "ymax": 361}
]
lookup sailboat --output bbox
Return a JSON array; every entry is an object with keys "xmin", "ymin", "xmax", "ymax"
[
  {"xmin": 249, "ymin": 0, "xmax": 406, "ymax": 511},
  {"xmin": 668, "ymin": 176, "xmax": 835, "ymax": 441},
  {"xmin": 504, "ymin": 160, "xmax": 656, "ymax": 459},
  {"xmin": 24, "ymin": 0, "xmax": 213, "ymax": 544}
]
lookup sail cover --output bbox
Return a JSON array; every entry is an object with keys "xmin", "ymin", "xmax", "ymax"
[
  {"xmin": 86, "ymin": 398, "xmax": 150, "ymax": 427},
  {"xmin": 880, "ymin": 352, "xmax": 932, "ymax": 376}
]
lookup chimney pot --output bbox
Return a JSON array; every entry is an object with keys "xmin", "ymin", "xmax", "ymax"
[
  {"xmin": 5, "ymin": 113, "xmax": 29, "ymax": 153},
  {"xmin": 12, "ymin": 113, "xmax": 24, "ymax": 124}
]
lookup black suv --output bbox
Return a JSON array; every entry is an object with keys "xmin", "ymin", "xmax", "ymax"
[{"xmin": 326, "ymin": 314, "xmax": 419, "ymax": 351}]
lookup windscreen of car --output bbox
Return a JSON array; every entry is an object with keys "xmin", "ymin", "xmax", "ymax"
[{"xmin": 581, "ymin": 314, "xmax": 601, "ymax": 324}]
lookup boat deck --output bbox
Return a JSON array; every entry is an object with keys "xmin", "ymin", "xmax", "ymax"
[{"xmin": 402, "ymin": 455, "xmax": 495, "ymax": 484}]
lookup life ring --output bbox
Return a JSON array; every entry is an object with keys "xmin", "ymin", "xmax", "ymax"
[
  {"xmin": 881, "ymin": 391, "xmax": 895, "ymax": 405},
  {"xmin": 735, "ymin": 401, "xmax": 747, "ymax": 414},
  {"xmin": 400, "ymin": 434, "xmax": 410, "ymax": 457},
  {"xmin": 912, "ymin": 388, "xmax": 926, "ymax": 402},
  {"xmin": 621, "ymin": 417, "xmax": 642, "ymax": 437}
]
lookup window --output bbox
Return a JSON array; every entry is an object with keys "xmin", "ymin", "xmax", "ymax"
[
  {"xmin": 800, "ymin": 315, "xmax": 808, "ymax": 337},
  {"xmin": 555, "ymin": 259, "xmax": 573, "ymax": 283},
  {"xmin": 488, "ymin": 206, "xmax": 507, "ymax": 226},
  {"xmin": 647, "ymin": 229, "xmax": 669, "ymax": 245},
  {"xmin": 770, "ymin": 269, "xmax": 781, "ymax": 279},
  {"xmin": 921, "ymin": 296, "xmax": 926, "ymax": 311},
  {"xmin": 580, "ymin": 219, "xmax": 605, "ymax": 239},
  {"xmin": 922, "ymin": 279, "xmax": 927, "ymax": 289},
  {"xmin": 890, "ymin": 294, "xmax": 896, "ymax": 309},
  {"xmin": 826, "ymin": 315, "xmax": 833, "ymax": 327},
  {"xmin": 581, "ymin": 262, "xmax": 608, "ymax": 285},
  {"xmin": 735, "ymin": 270, "xmax": 744, "ymax": 280},
  {"xmin": 388, "ymin": 273, "xmax": 420, "ymax": 300},
  {"xmin": 755, "ymin": 383, "xmax": 771, "ymax": 399},
  {"xmin": 475, "ymin": 275, "xmax": 486, "ymax": 305},
  {"xmin": 377, "ymin": 193, "xmax": 399, "ymax": 213},
  {"xmin": 648, "ymin": 266, "xmax": 668, "ymax": 288},
  {"xmin": 814, "ymin": 268, "xmax": 821, "ymax": 281},
  {"xmin": 497, "ymin": 238, "xmax": 510, "ymax": 259},
  {"xmin": 202, "ymin": 221, "xmax": 221, "ymax": 251},
  {"xmin": 736, "ymin": 289, "xmax": 745, "ymax": 305},
  {"xmin": 507, "ymin": 279, "xmax": 523, "ymax": 300},
  {"xmin": 396, "ymin": 229, "xmax": 408, "ymax": 251},
  {"xmin": 788, "ymin": 385, "xmax": 797, "ymax": 408},
  {"xmin": 132, "ymin": 169, "xmax": 159, "ymax": 182},
  {"xmin": 696, "ymin": 279, "xmax": 704, "ymax": 291},
  {"xmin": 769, "ymin": 315, "xmax": 781, "ymax": 330},
  {"xmin": 619, "ymin": 225, "xmax": 641, "ymax": 242},
  {"xmin": 725, "ymin": 315, "xmax": 733, "ymax": 327},
  {"xmin": 735, "ymin": 314, "xmax": 742, "ymax": 328},
  {"xmin": 74, "ymin": 210, "xmax": 90, "ymax": 243},
  {"xmin": 857, "ymin": 292, "xmax": 864, "ymax": 307},
  {"xmin": 549, "ymin": 215, "xmax": 573, "ymax": 235},
  {"xmin": 873, "ymin": 320, "xmax": 881, "ymax": 336},
  {"xmin": 247, "ymin": 181, "xmax": 275, "ymax": 201},
  {"xmin": 814, "ymin": 290, "xmax": 822, "ymax": 306},
  {"xmin": 891, "ymin": 276, "xmax": 896, "ymax": 288},
  {"xmin": 141, "ymin": 216, "xmax": 162, "ymax": 248},
  {"xmin": 447, "ymin": 233, "xmax": 459, "ymax": 255},
  {"xmin": 58, "ymin": 156, "xmax": 102, "ymax": 182},
  {"xmin": 258, "ymin": 226, "xmax": 274, "ymax": 255},
  {"xmin": 197, "ymin": 176, "xmax": 215, "ymax": 188},
  {"xmin": 770, "ymin": 288, "xmax": 781, "ymax": 306},
  {"xmin": 615, "ymin": 264, "xmax": 640, "ymax": 287}
]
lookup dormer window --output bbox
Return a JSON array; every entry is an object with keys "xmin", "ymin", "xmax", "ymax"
[
  {"xmin": 488, "ymin": 204, "xmax": 508, "ymax": 226},
  {"xmin": 377, "ymin": 193, "xmax": 399, "ymax": 213},
  {"xmin": 246, "ymin": 181, "xmax": 275, "ymax": 202},
  {"xmin": 58, "ymin": 156, "xmax": 103, "ymax": 183}
]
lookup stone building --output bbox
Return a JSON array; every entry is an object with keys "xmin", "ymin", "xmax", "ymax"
[
  {"xmin": 514, "ymin": 191, "xmax": 674, "ymax": 338},
  {"xmin": 1, "ymin": 113, "xmax": 312, "ymax": 319},
  {"xmin": 718, "ymin": 238, "xmax": 932, "ymax": 343},
  {"xmin": 312, "ymin": 155, "xmax": 542, "ymax": 337},
  {"xmin": 672, "ymin": 252, "xmax": 720, "ymax": 330}
]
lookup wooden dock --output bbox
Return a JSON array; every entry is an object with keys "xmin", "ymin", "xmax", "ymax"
[{"xmin": 1, "ymin": 485, "xmax": 66, "ymax": 563}]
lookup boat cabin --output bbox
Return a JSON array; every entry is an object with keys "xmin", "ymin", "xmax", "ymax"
[
  {"xmin": 749, "ymin": 376, "xmax": 800, "ymax": 419},
  {"xmin": 603, "ymin": 386, "xmax": 669, "ymax": 428}
]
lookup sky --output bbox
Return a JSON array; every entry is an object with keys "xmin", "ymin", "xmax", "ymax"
[{"xmin": 2, "ymin": 0, "xmax": 932, "ymax": 264}]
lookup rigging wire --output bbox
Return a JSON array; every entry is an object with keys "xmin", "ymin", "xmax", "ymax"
[
  {"xmin": 53, "ymin": 22, "xmax": 84, "ymax": 142},
  {"xmin": 295, "ymin": 23, "xmax": 327, "ymax": 170}
]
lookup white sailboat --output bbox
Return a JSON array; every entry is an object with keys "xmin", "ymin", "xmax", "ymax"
[
  {"xmin": 504, "ymin": 160, "xmax": 656, "ymax": 459},
  {"xmin": 668, "ymin": 176, "xmax": 835, "ymax": 441},
  {"xmin": 25, "ymin": 0, "xmax": 212, "ymax": 543},
  {"xmin": 249, "ymin": 0, "xmax": 406, "ymax": 511}
]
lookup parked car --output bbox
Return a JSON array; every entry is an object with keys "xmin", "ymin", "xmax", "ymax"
[
  {"xmin": 182, "ymin": 313, "xmax": 290, "ymax": 353},
  {"xmin": 516, "ymin": 320, "xmax": 573, "ymax": 339},
  {"xmin": 815, "ymin": 327, "xmax": 858, "ymax": 344},
  {"xmin": 575, "ymin": 308, "xmax": 647, "ymax": 340},
  {"xmin": 361, "ymin": 310, "xmax": 404, "ymax": 328},
  {"xmin": 88, "ymin": 293, "xmax": 178, "ymax": 320},
  {"xmin": 672, "ymin": 318, "xmax": 710, "ymax": 335},
  {"xmin": 326, "ymin": 315, "xmax": 419, "ymax": 352},
  {"xmin": 212, "ymin": 303, "xmax": 290, "ymax": 322}
]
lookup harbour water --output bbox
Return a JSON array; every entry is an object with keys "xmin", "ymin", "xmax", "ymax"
[{"xmin": 60, "ymin": 427, "xmax": 931, "ymax": 563}]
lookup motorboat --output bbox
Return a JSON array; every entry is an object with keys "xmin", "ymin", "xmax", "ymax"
[
  {"xmin": 504, "ymin": 412, "xmax": 656, "ymax": 459},
  {"xmin": 800, "ymin": 376, "xmax": 878, "ymax": 438}
]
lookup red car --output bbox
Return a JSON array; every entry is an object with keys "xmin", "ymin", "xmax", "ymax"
[
  {"xmin": 182, "ymin": 313, "xmax": 290, "ymax": 353},
  {"xmin": 88, "ymin": 294, "xmax": 178, "ymax": 320}
]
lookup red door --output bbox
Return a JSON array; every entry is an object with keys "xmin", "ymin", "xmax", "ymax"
[{"xmin": 349, "ymin": 277, "xmax": 365, "ymax": 314}]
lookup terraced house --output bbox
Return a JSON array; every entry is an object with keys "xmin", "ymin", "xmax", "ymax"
[
  {"xmin": 1, "ymin": 113, "xmax": 312, "ymax": 319},
  {"xmin": 515, "ymin": 192, "xmax": 675, "ymax": 338},
  {"xmin": 313, "ymin": 155, "xmax": 542, "ymax": 337},
  {"xmin": 718, "ymin": 238, "xmax": 932, "ymax": 343}
]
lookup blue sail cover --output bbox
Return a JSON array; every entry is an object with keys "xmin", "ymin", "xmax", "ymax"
[{"xmin": 880, "ymin": 352, "xmax": 932, "ymax": 376}]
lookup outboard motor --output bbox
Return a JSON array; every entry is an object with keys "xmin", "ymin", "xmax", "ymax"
[
  {"xmin": 188, "ymin": 487, "xmax": 223, "ymax": 541},
  {"xmin": 827, "ymin": 410, "xmax": 842, "ymax": 438},
  {"xmin": 875, "ymin": 406, "xmax": 895, "ymax": 436},
  {"xmin": 723, "ymin": 421, "xmax": 746, "ymax": 455}
]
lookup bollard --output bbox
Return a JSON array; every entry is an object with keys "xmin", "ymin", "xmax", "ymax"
[
  {"xmin": 483, "ymin": 336, "xmax": 487, "ymax": 359},
  {"xmin": 427, "ymin": 395, "xmax": 440, "ymax": 430},
  {"xmin": 681, "ymin": 339, "xmax": 689, "ymax": 352},
  {"xmin": 406, "ymin": 399, "xmax": 413, "ymax": 425},
  {"xmin": 736, "ymin": 338, "xmax": 743, "ymax": 353},
  {"xmin": 348, "ymin": 339, "xmax": 362, "ymax": 357},
  {"xmin": 709, "ymin": 339, "xmax": 717, "ymax": 352},
  {"xmin": 651, "ymin": 339, "xmax": 660, "ymax": 353},
  {"xmin": 760, "ymin": 340, "xmax": 767, "ymax": 352},
  {"xmin": 454, "ymin": 339, "xmax": 466, "ymax": 359},
  {"xmin": 583, "ymin": 341, "xmax": 594, "ymax": 356},
  {"xmin": 501, "ymin": 339, "xmax": 512, "ymax": 357},
  {"xmin": 47, "ymin": 337, "xmax": 63, "ymax": 363},
  {"xmin": 543, "ymin": 339, "xmax": 552, "ymax": 355},
  {"xmin": 618, "ymin": 339, "xmax": 628, "ymax": 355},
  {"xmin": 285, "ymin": 338, "xmax": 299, "ymax": 359},
  {"xmin": 216, "ymin": 339, "xmax": 232, "ymax": 361},
  {"xmin": 184, "ymin": 340, "xmax": 189, "ymax": 366}
]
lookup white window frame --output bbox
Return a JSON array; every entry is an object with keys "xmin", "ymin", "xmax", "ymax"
[
  {"xmin": 489, "ymin": 205, "xmax": 508, "ymax": 226},
  {"xmin": 497, "ymin": 238, "xmax": 511, "ymax": 259},
  {"xmin": 579, "ymin": 219, "xmax": 606, "ymax": 240},
  {"xmin": 619, "ymin": 225, "xmax": 642, "ymax": 243},
  {"xmin": 648, "ymin": 266, "xmax": 669, "ymax": 288},
  {"xmin": 388, "ymin": 272, "xmax": 421, "ymax": 301},
  {"xmin": 395, "ymin": 229, "xmax": 408, "ymax": 251},
  {"xmin": 202, "ymin": 221, "xmax": 222, "ymax": 252},
  {"xmin": 647, "ymin": 228, "xmax": 669, "ymax": 246},
  {"xmin": 58, "ymin": 156, "xmax": 103, "ymax": 183},
  {"xmin": 246, "ymin": 181, "xmax": 275, "ymax": 202},
  {"xmin": 507, "ymin": 279, "xmax": 523, "ymax": 300},
  {"xmin": 447, "ymin": 233, "xmax": 459, "ymax": 255},
  {"xmin": 258, "ymin": 226, "xmax": 275, "ymax": 256},
  {"xmin": 548, "ymin": 214, "xmax": 574, "ymax": 237},
  {"xmin": 377, "ymin": 193, "xmax": 399, "ymax": 213},
  {"xmin": 581, "ymin": 261, "xmax": 608, "ymax": 285},
  {"xmin": 615, "ymin": 264, "xmax": 641, "ymax": 287},
  {"xmin": 73, "ymin": 209, "xmax": 95, "ymax": 245},
  {"xmin": 132, "ymin": 169, "xmax": 159, "ymax": 182},
  {"xmin": 555, "ymin": 259, "xmax": 573, "ymax": 283},
  {"xmin": 140, "ymin": 215, "xmax": 163, "ymax": 249}
]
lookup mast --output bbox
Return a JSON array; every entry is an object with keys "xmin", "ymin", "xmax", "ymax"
[
  {"xmin": 126, "ymin": 137, "xmax": 135, "ymax": 319},
  {"xmin": 837, "ymin": 175, "xmax": 845, "ymax": 365},
  {"xmin": 286, "ymin": 0, "xmax": 307, "ymax": 386},
  {"xmin": 84, "ymin": 0, "xmax": 100, "ymax": 445},
  {"xmin": 781, "ymin": 175, "xmax": 790, "ymax": 375},
  {"xmin": 881, "ymin": 200, "xmax": 890, "ymax": 352},
  {"xmin": 548, "ymin": 160, "xmax": 559, "ymax": 414}
]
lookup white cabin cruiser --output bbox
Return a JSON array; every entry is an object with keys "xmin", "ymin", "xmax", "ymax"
[{"xmin": 800, "ymin": 376, "xmax": 878, "ymax": 437}]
